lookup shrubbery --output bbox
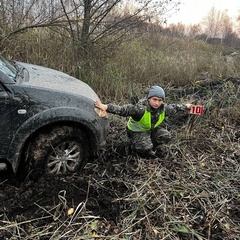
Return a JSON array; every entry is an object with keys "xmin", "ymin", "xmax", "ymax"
[{"xmin": 2, "ymin": 30, "xmax": 239, "ymax": 103}]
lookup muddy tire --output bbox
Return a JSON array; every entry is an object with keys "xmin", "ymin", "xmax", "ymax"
[{"xmin": 21, "ymin": 126, "xmax": 88, "ymax": 180}]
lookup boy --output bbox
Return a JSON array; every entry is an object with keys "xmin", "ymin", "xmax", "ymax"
[{"xmin": 95, "ymin": 86, "xmax": 191, "ymax": 157}]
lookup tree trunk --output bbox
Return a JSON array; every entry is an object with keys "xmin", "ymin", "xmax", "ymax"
[{"xmin": 81, "ymin": 0, "xmax": 92, "ymax": 51}]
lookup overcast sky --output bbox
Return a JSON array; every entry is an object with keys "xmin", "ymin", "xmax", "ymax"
[{"xmin": 167, "ymin": 0, "xmax": 240, "ymax": 25}]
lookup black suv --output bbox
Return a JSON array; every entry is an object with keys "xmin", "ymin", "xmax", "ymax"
[{"xmin": 0, "ymin": 55, "xmax": 109, "ymax": 179}]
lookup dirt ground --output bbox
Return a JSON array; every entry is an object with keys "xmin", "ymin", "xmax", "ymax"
[
  {"xmin": 0, "ymin": 78, "xmax": 240, "ymax": 239},
  {"xmin": 0, "ymin": 126, "xmax": 141, "ymax": 239}
]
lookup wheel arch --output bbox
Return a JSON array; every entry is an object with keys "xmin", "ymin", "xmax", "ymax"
[{"xmin": 8, "ymin": 108, "xmax": 101, "ymax": 173}]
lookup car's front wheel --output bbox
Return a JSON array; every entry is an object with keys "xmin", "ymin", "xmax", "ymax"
[{"xmin": 20, "ymin": 126, "xmax": 88, "ymax": 180}]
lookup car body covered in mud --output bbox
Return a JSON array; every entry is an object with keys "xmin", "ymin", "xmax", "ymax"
[{"xmin": 0, "ymin": 55, "xmax": 109, "ymax": 179}]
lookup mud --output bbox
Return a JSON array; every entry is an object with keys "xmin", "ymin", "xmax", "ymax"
[{"xmin": 1, "ymin": 78, "xmax": 240, "ymax": 239}]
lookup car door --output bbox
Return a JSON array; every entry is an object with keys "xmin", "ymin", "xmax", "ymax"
[{"xmin": 0, "ymin": 83, "xmax": 13, "ymax": 157}]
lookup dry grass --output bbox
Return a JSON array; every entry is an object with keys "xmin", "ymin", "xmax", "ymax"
[
  {"xmin": 1, "ymin": 126, "xmax": 239, "ymax": 239},
  {"xmin": 1, "ymin": 28, "xmax": 240, "ymax": 239},
  {"xmin": 2, "ymin": 31, "xmax": 240, "ymax": 103},
  {"xmin": 1, "ymin": 79, "xmax": 239, "ymax": 240}
]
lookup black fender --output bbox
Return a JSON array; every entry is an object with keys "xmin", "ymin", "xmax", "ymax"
[{"xmin": 8, "ymin": 107, "xmax": 102, "ymax": 172}]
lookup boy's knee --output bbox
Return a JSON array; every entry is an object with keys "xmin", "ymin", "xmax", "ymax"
[
  {"xmin": 130, "ymin": 131, "xmax": 153, "ymax": 154},
  {"xmin": 133, "ymin": 141, "xmax": 153, "ymax": 154},
  {"xmin": 162, "ymin": 134, "xmax": 172, "ymax": 143},
  {"xmin": 154, "ymin": 128, "xmax": 172, "ymax": 144}
]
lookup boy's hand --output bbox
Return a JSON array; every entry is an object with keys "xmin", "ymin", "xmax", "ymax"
[
  {"xmin": 185, "ymin": 103, "xmax": 192, "ymax": 110},
  {"xmin": 95, "ymin": 101, "xmax": 108, "ymax": 117},
  {"xmin": 95, "ymin": 101, "xmax": 108, "ymax": 111}
]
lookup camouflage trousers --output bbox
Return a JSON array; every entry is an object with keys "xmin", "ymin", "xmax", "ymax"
[{"xmin": 127, "ymin": 127, "xmax": 171, "ymax": 154}]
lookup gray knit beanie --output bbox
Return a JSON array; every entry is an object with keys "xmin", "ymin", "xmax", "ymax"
[{"xmin": 147, "ymin": 86, "xmax": 165, "ymax": 100}]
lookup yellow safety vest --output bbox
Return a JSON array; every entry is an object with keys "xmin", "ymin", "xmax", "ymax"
[{"xmin": 127, "ymin": 109, "xmax": 165, "ymax": 132}]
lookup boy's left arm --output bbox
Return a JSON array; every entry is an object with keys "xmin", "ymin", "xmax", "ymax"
[{"xmin": 164, "ymin": 103, "xmax": 191, "ymax": 116}]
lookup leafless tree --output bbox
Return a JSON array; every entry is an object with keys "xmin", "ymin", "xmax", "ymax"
[
  {"xmin": 201, "ymin": 7, "xmax": 237, "ymax": 45},
  {"xmin": 165, "ymin": 23, "xmax": 186, "ymax": 38},
  {"xmin": 202, "ymin": 7, "xmax": 222, "ymax": 40},
  {"xmin": 187, "ymin": 24, "xmax": 202, "ymax": 39},
  {"xmin": 0, "ymin": 0, "xmax": 180, "ymax": 55}
]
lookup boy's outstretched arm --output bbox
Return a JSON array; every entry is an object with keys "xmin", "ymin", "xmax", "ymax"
[{"xmin": 95, "ymin": 101, "xmax": 145, "ymax": 117}]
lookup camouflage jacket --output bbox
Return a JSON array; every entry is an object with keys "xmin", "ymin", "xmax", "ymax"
[{"xmin": 107, "ymin": 98, "xmax": 188, "ymax": 127}]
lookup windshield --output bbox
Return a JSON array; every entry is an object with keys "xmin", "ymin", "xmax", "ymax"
[{"xmin": 0, "ymin": 55, "xmax": 17, "ymax": 79}]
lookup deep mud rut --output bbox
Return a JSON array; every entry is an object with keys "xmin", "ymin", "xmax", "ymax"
[{"xmin": 0, "ymin": 138, "xmax": 130, "ymax": 221}]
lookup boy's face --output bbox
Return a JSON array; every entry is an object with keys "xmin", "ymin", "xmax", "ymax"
[{"xmin": 148, "ymin": 96, "xmax": 163, "ymax": 109}]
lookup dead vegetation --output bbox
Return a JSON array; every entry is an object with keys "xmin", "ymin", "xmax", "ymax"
[{"xmin": 0, "ymin": 78, "xmax": 240, "ymax": 239}]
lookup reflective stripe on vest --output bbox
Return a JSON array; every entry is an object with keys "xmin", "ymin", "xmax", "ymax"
[{"xmin": 127, "ymin": 109, "xmax": 165, "ymax": 132}]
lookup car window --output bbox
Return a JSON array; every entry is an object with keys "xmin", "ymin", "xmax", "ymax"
[{"xmin": 0, "ymin": 55, "xmax": 17, "ymax": 79}]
